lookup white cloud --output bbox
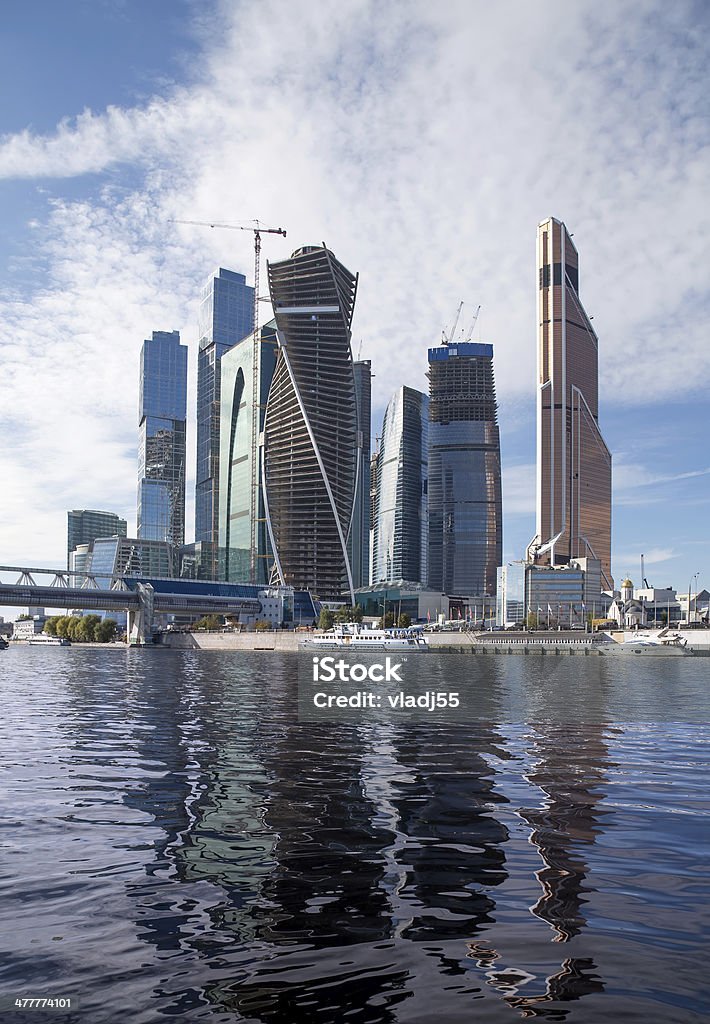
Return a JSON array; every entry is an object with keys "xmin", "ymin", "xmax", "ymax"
[
  {"xmin": 0, "ymin": 0, "xmax": 708, "ymax": 567},
  {"xmin": 501, "ymin": 463, "xmax": 536, "ymax": 517}
]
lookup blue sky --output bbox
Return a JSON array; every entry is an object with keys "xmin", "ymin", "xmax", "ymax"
[{"xmin": 0, "ymin": 0, "xmax": 708, "ymax": 602}]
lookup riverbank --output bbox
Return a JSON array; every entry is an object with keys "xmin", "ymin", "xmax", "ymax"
[{"xmin": 161, "ymin": 629, "xmax": 710, "ymax": 653}]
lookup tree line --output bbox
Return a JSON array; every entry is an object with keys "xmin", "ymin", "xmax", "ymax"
[{"xmin": 44, "ymin": 615, "xmax": 118, "ymax": 643}]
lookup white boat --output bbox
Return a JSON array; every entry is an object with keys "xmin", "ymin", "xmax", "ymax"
[
  {"xmin": 27, "ymin": 636, "xmax": 72, "ymax": 646},
  {"xmin": 300, "ymin": 623, "xmax": 429, "ymax": 651},
  {"xmin": 604, "ymin": 632, "xmax": 692, "ymax": 656}
]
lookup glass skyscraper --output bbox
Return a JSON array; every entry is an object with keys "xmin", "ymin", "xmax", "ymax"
[
  {"xmin": 372, "ymin": 386, "xmax": 428, "ymax": 584},
  {"xmin": 218, "ymin": 320, "xmax": 279, "ymax": 583},
  {"xmin": 263, "ymin": 245, "xmax": 359, "ymax": 602},
  {"xmin": 195, "ymin": 268, "xmax": 254, "ymax": 576},
  {"xmin": 137, "ymin": 330, "xmax": 188, "ymax": 546},
  {"xmin": 427, "ymin": 342, "xmax": 502, "ymax": 597},
  {"xmin": 67, "ymin": 509, "xmax": 127, "ymax": 569},
  {"xmin": 527, "ymin": 218, "xmax": 613, "ymax": 589},
  {"xmin": 347, "ymin": 359, "xmax": 372, "ymax": 591}
]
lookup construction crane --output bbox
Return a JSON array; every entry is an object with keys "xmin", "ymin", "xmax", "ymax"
[
  {"xmin": 442, "ymin": 300, "xmax": 464, "ymax": 345},
  {"xmin": 170, "ymin": 218, "xmax": 287, "ymax": 583},
  {"xmin": 465, "ymin": 304, "xmax": 481, "ymax": 342}
]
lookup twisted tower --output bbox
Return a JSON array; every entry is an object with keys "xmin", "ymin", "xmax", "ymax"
[{"xmin": 263, "ymin": 245, "xmax": 359, "ymax": 602}]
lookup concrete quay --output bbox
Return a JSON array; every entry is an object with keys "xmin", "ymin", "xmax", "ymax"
[{"xmin": 161, "ymin": 628, "xmax": 710, "ymax": 654}]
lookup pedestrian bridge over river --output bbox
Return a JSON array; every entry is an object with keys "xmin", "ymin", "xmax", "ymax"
[{"xmin": 0, "ymin": 565, "xmax": 315, "ymax": 644}]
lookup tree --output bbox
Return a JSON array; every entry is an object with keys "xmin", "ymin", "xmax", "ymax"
[
  {"xmin": 397, "ymin": 612, "xmax": 411, "ymax": 628},
  {"xmin": 44, "ymin": 617, "xmax": 59, "ymax": 637},
  {"xmin": 254, "ymin": 619, "xmax": 271, "ymax": 631},
  {"xmin": 55, "ymin": 616, "xmax": 72, "ymax": 639},
  {"xmin": 526, "ymin": 612, "xmax": 538, "ymax": 630},
  {"xmin": 71, "ymin": 617, "xmax": 87, "ymax": 641},
  {"xmin": 379, "ymin": 611, "xmax": 395, "ymax": 629},
  {"xmin": 16, "ymin": 614, "xmax": 31, "ymax": 621},
  {"xmin": 77, "ymin": 615, "xmax": 102, "ymax": 642},
  {"xmin": 318, "ymin": 607, "xmax": 334, "ymax": 630},
  {"xmin": 334, "ymin": 605, "xmax": 362, "ymax": 624},
  {"xmin": 193, "ymin": 614, "xmax": 223, "ymax": 631},
  {"xmin": 95, "ymin": 619, "xmax": 117, "ymax": 643}
]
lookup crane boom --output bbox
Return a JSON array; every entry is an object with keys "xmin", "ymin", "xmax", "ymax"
[
  {"xmin": 170, "ymin": 218, "xmax": 287, "ymax": 237},
  {"xmin": 170, "ymin": 216, "xmax": 287, "ymax": 582},
  {"xmin": 465, "ymin": 304, "xmax": 481, "ymax": 342},
  {"xmin": 442, "ymin": 301, "xmax": 464, "ymax": 345}
]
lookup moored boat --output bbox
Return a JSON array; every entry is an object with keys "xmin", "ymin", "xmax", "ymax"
[
  {"xmin": 300, "ymin": 624, "xmax": 429, "ymax": 651},
  {"xmin": 26, "ymin": 636, "xmax": 72, "ymax": 646}
]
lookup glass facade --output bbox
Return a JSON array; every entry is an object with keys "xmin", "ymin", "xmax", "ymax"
[
  {"xmin": 496, "ymin": 562, "xmax": 526, "ymax": 625},
  {"xmin": 427, "ymin": 343, "xmax": 502, "ymax": 598},
  {"xmin": 264, "ymin": 245, "xmax": 358, "ymax": 602},
  {"xmin": 218, "ymin": 321, "xmax": 278, "ymax": 583},
  {"xmin": 347, "ymin": 360, "xmax": 372, "ymax": 590},
  {"xmin": 195, "ymin": 268, "xmax": 254, "ymax": 575},
  {"xmin": 137, "ymin": 330, "xmax": 187, "ymax": 546},
  {"xmin": 372, "ymin": 386, "xmax": 428, "ymax": 584},
  {"xmin": 529, "ymin": 219, "xmax": 613, "ymax": 589},
  {"xmin": 496, "ymin": 558, "xmax": 603, "ymax": 627},
  {"xmin": 88, "ymin": 536, "xmax": 177, "ymax": 581},
  {"xmin": 67, "ymin": 510, "xmax": 127, "ymax": 568}
]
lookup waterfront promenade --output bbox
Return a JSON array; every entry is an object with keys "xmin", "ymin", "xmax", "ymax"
[{"xmin": 161, "ymin": 628, "xmax": 710, "ymax": 653}]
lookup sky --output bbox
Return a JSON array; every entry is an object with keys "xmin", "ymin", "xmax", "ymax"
[{"xmin": 1, "ymin": 0, "xmax": 709, "ymax": 607}]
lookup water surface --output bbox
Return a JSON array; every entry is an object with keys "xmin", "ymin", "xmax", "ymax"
[{"xmin": 1, "ymin": 648, "xmax": 708, "ymax": 1022}]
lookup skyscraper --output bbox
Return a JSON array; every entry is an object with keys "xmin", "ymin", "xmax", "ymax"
[
  {"xmin": 263, "ymin": 245, "xmax": 359, "ymax": 602},
  {"xmin": 137, "ymin": 330, "xmax": 188, "ymax": 546},
  {"xmin": 348, "ymin": 359, "xmax": 372, "ymax": 591},
  {"xmin": 427, "ymin": 342, "xmax": 502, "ymax": 597},
  {"xmin": 527, "ymin": 218, "xmax": 613, "ymax": 588},
  {"xmin": 195, "ymin": 268, "xmax": 254, "ymax": 574},
  {"xmin": 372, "ymin": 386, "xmax": 428, "ymax": 584},
  {"xmin": 67, "ymin": 509, "xmax": 127, "ymax": 568},
  {"xmin": 218, "ymin": 320, "xmax": 279, "ymax": 583}
]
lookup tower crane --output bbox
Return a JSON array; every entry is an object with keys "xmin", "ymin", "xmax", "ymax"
[
  {"xmin": 442, "ymin": 300, "xmax": 464, "ymax": 345},
  {"xmin": 170, "ymin": 218, "xmax": 287, "ymax": 583}
]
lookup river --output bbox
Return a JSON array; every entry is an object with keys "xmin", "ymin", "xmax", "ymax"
[{"xmin": 1, "ymin": 647, "xmax": 708, "ymax": 1022}]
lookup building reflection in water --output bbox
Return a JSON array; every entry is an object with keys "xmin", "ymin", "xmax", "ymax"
[
  {"xmin": 519, "ymin": 723, "xmax": 616, "ymax": 943},
  {"xmin": 462, "ymin": 720, "xmax": 616, "ymax": 1019},
  {"xmin": 95, "ymin": 656, "xmax": 618, "ymax": 1022}
]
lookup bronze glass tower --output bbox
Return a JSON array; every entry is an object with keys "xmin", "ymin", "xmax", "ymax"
[{"xmin": 528, "ymin": 218, "xmax": 613, "ymax": 588}]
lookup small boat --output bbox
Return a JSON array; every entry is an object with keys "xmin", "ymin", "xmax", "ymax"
[
  {"xmin": 300, "ymin": 623, "xmax": 429, "ymax": 651},
  {"xmin": 0, "ymin": 636, "xmax": 9, "ymax": 650}
]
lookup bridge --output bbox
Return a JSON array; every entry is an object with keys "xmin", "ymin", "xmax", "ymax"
[{"xmin": 0, "ymin": 565, "xmax": 294, "ymax": 644}]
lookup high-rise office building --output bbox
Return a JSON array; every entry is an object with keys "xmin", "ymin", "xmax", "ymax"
[
  {"xmin": 67, "ymin": 509, "xmax": 127, "ymax": 568},
  {"xmin": 137, "ymin": 330, "xmax": 188, "ymax": 546},
  {"xmin": 369, "ymin": 450, "xmax": 379, "ymax": 585},
  {"xmin": 195, "ymin": 268, "xmax": 254, "ymax": 575},
  {"xmin": 263, "ymin": 245, "xmax": 359, "ymax": 602},
  {"xmin": 348, "ymin": 359, "xmax": 372, "ymax": 591},
  {"xmin": 427, "ymin": 342, "xmax": 502, "ymax": 597},
  {"xmin": 372, "ymin": 386, "xmax": 428, "ymax": 584},
  {"xmin": 218, "ymin": 320, "xmax": 279, "ymax": 583},
  {"xmin": 526, "ymin": 218, "xmax": 613, "ymax": 588}
]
